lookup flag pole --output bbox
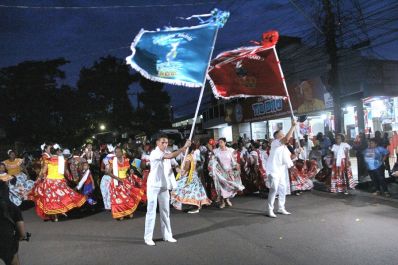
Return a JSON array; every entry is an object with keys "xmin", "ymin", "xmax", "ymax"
[
  {"xmin": 181, "ymin": 27, "xmax": 220, "ymax": 164},
  {"xmin": 272, "ymin": 46, "xmax": 294, "ymax": 119},
  {"xmin": 272, "ymin": 46, "xmax": 301, "ymax": 147}
]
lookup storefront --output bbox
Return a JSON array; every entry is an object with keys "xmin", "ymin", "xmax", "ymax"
[
  {"xmin": 234, "ymin": 77, "xmax": 334, "ymax": 140},
  {"xmin": 343, "ymin": 96, "xmax": 398, "ymax": 138},
  {"xmin": 203, "ymin": 77, "xmax": 334, "ymax": 142}
]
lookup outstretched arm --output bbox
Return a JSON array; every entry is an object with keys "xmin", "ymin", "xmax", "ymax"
[{"xmin": 164, "ymin": 140, "xmax": 191, "ymax": 159}]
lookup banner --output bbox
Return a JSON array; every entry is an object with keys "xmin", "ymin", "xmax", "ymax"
[
  {"xmin": 126, "ymin": 9, "xmax": 229, "ymax": 88},
  {"xmin": 208, "ymin": 45, "xmax": 286, "ymax": 99}
]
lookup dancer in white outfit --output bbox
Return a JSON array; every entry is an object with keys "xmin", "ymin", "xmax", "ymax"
[
  {"xmin": 266, "ymin": 120, "xmax": 297, "ymax": 218},
  {"xmin": 144, "ymin": 135, "xmax": 191, "ymax": 246}
]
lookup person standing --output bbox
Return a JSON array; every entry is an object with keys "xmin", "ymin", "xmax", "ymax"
[
  {"xmin": 99, "ymin": 145, "xmax": 115, "ymax": 211},
  {"xmin": 144, "ymin": 135, "xmax": 191, "ymax": 246},
  {"xmin": 0, "ymin": 181, "xmax": 26, "ymax": 265},
  {"xmin": 209, "ymin": 138, "xmax": 244, "ymax": 208},
  {"xmin": 266, "ymin": 119, "xmax": 296, "ymax": 218},
  {"xmin": 363, "ymin": 138, "xmax": 390, "ymax": 197},
  {"xmin": 353, "ymin": 132, "xmax": 369, "ymax": 181},
  {"xmin": 330, "ymin": 134, "xmax": 356, "ymax": 194},
  {"xmin": 108, "ymin": 147, "xmax": 143, "ymax": 220},
  {"xmin": 171, "ymin": 146, "xmax": 211, "ymax": 213}
]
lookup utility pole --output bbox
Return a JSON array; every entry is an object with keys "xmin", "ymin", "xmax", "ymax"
[{"xmin": 323, "ymin": 0, "xmax": 342, "ymax": 133}]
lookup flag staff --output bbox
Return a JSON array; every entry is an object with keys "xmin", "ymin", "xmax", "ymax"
[
  {"xmin": 272, "ymin": 46, "xmax": 301, "ymax": 146},
  {"xmin": 182, "ymin": 27, "xmax": 220, "ymax": 162},
  {"xmin": 272, "ymin": 46, "xmax": 294, "ymax": 120}
]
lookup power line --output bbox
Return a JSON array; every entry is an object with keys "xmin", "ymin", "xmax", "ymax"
[
  {"xmin": 0, "ymin": 2, "xmax": 217, "ymax": 10},
  {"xmin": 288, "ymin": 0, "xmax": 324, "ymax": 34}
]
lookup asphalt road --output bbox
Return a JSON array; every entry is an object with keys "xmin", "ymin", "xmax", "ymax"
[{"xmin": 13, "ymin": 190, "xmax": 398, "ymax": 265}]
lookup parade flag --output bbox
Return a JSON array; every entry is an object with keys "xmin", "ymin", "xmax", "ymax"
[
  {"xmin": 126, "ymin": 9, "xmax": 229, "ymax": 88},
  {"xmin": 208, "ymin": 31, "xmax": 287, "ymax": 99}
]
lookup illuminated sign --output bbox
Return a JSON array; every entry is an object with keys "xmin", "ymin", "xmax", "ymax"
[{"xmin": 252, "ymin": 99, "xmax": 283, "ymax": 116}]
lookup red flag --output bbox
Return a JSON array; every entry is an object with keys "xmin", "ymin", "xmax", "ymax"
[{"xmin": 208, "ymin": 33, "xmax": 286, "ymax": 99}]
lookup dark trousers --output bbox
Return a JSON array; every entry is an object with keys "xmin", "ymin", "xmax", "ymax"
[{"xmin": 368, "ymin": 166, "xmax": 389, "ymax": 193}]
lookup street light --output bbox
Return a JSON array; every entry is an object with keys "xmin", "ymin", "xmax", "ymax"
[{"xmin": 100, "ymin": 124, "xmax": 106, "ymax": 131}]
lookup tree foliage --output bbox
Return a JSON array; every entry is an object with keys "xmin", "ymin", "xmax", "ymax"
[{"xmin": 0, "ymin": 55, "xmax": 173, "ymax": 148}]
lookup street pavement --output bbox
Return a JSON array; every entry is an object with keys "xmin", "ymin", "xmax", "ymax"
[{"xmin": 14, "ymin": 190, "xmax": 398, "ymax": 265}]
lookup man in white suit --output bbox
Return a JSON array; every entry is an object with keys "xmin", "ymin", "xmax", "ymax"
[
  {"xmin": 266, "ymin": 120, "xmax": 297, "ymax": 218},
  {"xmin": 144, "ymin": 135, "xmax": 191, "ymax": 246}
]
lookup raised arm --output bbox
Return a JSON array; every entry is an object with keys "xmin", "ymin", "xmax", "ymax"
[{"xmin": 280, "ymin": 119, "xmax": 297, "ymax": 145}]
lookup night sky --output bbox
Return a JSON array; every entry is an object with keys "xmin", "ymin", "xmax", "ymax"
[{"xmin": 1, "ymin": 0, "xmax": 397, "ymax": 117}]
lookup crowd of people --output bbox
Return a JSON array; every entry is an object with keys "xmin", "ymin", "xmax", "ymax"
[{"xmin": 1, "ymin": 122, "xmax": 398, "ymax": 249}]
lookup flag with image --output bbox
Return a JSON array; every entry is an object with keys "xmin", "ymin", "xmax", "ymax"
[
  {"xmin": 126, "ymin": 9, "xmax": 229, "ymax": 88},
  {"xmin": 208, "ymin": 31, "xmax": 287, "ymax": 99}
]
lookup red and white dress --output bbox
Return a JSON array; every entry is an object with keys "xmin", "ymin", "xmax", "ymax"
[
  {"xmin": 330, "ymin": 143, "xmax": 356, "ymax": 193},
  {"xmin": 290, "ymin": 160, "xmax": 317, "ymax": 191}
]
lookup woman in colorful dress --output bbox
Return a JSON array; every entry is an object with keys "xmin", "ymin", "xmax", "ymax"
[
  {"xmin": 30, "ymin": 146, "xmax": 86, "ymax": 221},
  {"xmin": 250, "ymin": 142, "xmax": 267, "ymax": 192},
  {"xmin": 330, "ymin": 134, "xmax": 356, "ymax": 194},
  {"xmin": 208, "ymin": 138, "xmax": 245, "ymax": 208},
  {"xmin": 129, "ymin": 158, "xmax": 148, "ymax": 203},
  {"xmin": 3, "ymin": 150, "xmax": 34, "ymax": 206},
  {"xmin": 100, "ymin": 145, "xmax": 115, "ymax": 210},
  {"xmin": 108, "ymin": 147, "xmax": 143, "ymax": 220},
  {"xmin": 76, "ymin": 162, "xmax": 97, "ymax": 205},
  {"xmin": 171, "ymin": 146, "xmax": 212, "ymax": 213}
]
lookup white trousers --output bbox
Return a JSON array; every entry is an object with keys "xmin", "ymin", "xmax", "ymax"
[
  {"xmin": 100, "ymin": 175, "xmax": 112, "ymax": 210},
  {"xmin": 267, "ymin": 173, "xmax": 288, "ymax": 212},
  {"xmin": 144, "ymin": 187, "xmax": 173, "ymax": 241}
]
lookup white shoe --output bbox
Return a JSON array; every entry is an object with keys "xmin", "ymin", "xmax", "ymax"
[
  {"xmin": 164, "ymin": 238, "xmax": 177, "ymax": 243},
  {"xmin": 145, "ymin": 240, "xmax": 156, "ymax": 246},
  {"xmin": 266, "ymin": 211, "xmax": 277, "ymax": 218},
  {"xmin": 188, "ymin": 209, "xmax": 200, "ymax": 214},
  {"xmin": 277, "ymin": 209, "xmax": 291, "ymax": 215}
]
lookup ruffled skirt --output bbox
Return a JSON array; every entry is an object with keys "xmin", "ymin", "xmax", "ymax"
[
  {"xmin": 171, "ymin": 172, "xmax": 212, "ymax": 210},
  {"xmin": 110, "ymin": 177, "xmax": 144, "ymax": 219},
  {"xmin": 208, "ymin": 158, "xmax": 244, "ymax": 199},
  {"xmin": 30, "ymin": 178, "xmax": 86, "ymax": 219}
]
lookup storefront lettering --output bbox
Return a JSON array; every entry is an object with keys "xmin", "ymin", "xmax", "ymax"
[{"xmin": 252, "ymin": 99, "xmax": 283, "ymax": 116}]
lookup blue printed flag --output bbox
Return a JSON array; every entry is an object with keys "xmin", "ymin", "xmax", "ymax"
[{"xmin": 126, "ymin": 9, "xmax": 229, "ymax": 87}]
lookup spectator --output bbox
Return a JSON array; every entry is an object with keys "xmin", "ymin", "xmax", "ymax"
[
  {"xmin": 382, "ymin": 132, "xmax": 391, "ymax": 175},
  {"xmin": 363, "ymin": 138, "xmax": 390, "ymax": 197},
  {"xmin": 353, "ymin": 132, "xmax": 369, "ymax": 181},
  {"xmin": 316, "ymin": 132, "xmax": 332, "ymax": 158},
  {"xmin": 0, "ymin": 181, "xmax": 26, "ymax": 265}
]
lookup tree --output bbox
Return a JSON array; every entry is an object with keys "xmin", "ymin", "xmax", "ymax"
[
  {"xmin": 0, "ymin": 58, "xmax": 71, "ymax": 144},
  {"xmin": 136, "ymin": 78, "xmax": 171, "ymax": 135},
  {"xmin": 77, "ymin": 56, "xmax": 137, "ymax": 134}
]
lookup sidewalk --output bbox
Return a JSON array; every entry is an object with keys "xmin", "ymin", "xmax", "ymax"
[{"xmin": 315, "ymin": 156, "xmax": 398, "ymax": 201}]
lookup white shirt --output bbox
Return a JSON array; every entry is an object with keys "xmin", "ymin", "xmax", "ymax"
[
  {"xmin": 305, "ymin": 139, "xmax": 314, "ymax": 159},
  {"xmin": 331, "ymin": 142, "xmax": 351, "ymax": 167},
  {"xmin": 147, "ymin": 147, "xmax": 177, "ymax": 189},
  {"xmin": 271, "ymin": 139, "xmax": 282, "ymax": 149},
  {"xmin": 266, "ymin": 145, "xmax": 294, "ymax": 177},
  {"xmin": 147, "ymin": 147, "xmax": 166, "ymax": 189}
]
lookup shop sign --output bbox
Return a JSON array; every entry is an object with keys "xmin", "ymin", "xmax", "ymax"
[{"xmin": 252, "ymin": 99, "xmax": 283, "ymax": 116}]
